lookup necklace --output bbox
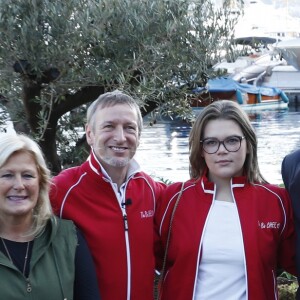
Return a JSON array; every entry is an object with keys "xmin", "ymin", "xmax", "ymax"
[{"xmin": 1, "ymin": 237, "xmax": 30, "ymax": 276}]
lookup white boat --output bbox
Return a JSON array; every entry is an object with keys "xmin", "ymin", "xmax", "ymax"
[
  {"xmin": 212, "ymin": 0, "xmax": 300, "ymax": 102},
  {"xmin": 213, "ymin": 39, "xmax": 300, "ymax": 101},
  {"xmin": 262, "ymin": 65, "xmax": 300, "ymax": 94},
  {"xmin": 274, "ymin": 38, "xmax": 300, "ymax": 71},
  {"xmin": 231, "ymin": 53, "xmax": 286, "ymax": 84},
  {"xmin": 233, "ymin": 0, "xmax": 300, "ymax": 42}
]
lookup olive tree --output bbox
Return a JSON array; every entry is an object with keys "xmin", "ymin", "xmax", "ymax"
[{"xmin": 0, "ymin": 0, "xmax": 240, "ymax": 173}]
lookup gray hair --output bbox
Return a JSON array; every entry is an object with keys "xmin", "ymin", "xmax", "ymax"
[{"xmin": 87, "ymin": 90, "xmax": 143, "ymax": 137}]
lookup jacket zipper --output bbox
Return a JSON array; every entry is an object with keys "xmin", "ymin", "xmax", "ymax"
[
  {"xmin": 26, "ymin": 277, "xmax": 32, "ymax": 292},
  {"xmin": 123, "ymin": 214, "xmax": 129, "ymax": 231}
]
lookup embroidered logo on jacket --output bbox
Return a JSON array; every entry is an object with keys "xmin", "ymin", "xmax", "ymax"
[
  {"xmin": 258, "ymin": 221, "xmax": 280, "ymax": 229},
  {"xmin": 140, "ymin": 210, "xmax": 154, "ymax": 218}
]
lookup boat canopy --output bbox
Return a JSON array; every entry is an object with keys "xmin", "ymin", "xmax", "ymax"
[
  {"xmin": 193, "ymin": 77, "xmax": 289, "ymax": 104},
  {"xmin": 194, "ymin": 77, "xmax": 286, "ymax": 97}
]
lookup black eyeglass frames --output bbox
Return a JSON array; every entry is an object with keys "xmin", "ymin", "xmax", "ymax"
[{"xmin": 200, "ymin": 136, "xmax": 245, "ymax": 154}]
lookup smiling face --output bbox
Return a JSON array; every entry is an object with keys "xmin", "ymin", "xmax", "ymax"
[
  {"xmin": 202, "ymin": 119, "xmax": 247, "ymax": 183},
  {"xmin": 0, "ymin": 151, "xmax": 40, "ymax": 222},
  {"xmin": 86, "ymin": 104, "xmax": 140, "ymax": 175}
]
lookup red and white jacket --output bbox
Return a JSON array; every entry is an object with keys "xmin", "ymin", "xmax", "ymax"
[
  {"xmin": 155, "ymin": 175, "xmax": 296, "ymax": 300},
  {"xmin": 50, "ymin": 150, "xmax": 165, "ymax": 300}
]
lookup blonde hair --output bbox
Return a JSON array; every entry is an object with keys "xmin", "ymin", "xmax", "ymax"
[
  {"xmin": 0, "ymin": 133, "xmax": 53, "ymax": 236},
  {"xmin": 189, "ymin": 100, "xmax": 267, "ymax": 184}
]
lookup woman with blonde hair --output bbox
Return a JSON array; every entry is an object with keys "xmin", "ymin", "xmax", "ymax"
[
  {"xmin": 155, "ymin": 100, "xmax": 296, "ymax": 300},
  {"xmin": 0, "ymin": 133, "xmax": 100, "ymax": 300}
]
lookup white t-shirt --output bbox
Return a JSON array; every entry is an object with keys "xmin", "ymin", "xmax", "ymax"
[{"xmin": 195, "ymin": 200, "xmax": 246, "ymax": 300}]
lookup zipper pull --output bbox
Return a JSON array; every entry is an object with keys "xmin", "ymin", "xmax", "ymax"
[
  {"xmin": 26, "ymin": 278, "xmax": 32, "ymax": 293},
  {"xmin": 123, "ymin": 214, "xmax": 129, "ymax": 231}
]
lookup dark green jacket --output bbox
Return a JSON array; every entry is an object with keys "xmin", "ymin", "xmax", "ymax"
[{"xmin": 0, "ymin": 216, "xmax": 77, "ymax": 300}]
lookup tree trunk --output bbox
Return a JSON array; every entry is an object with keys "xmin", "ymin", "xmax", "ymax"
[{"xmin": 39, "ymin": 126, "xmax": 61, "ymax": 175}]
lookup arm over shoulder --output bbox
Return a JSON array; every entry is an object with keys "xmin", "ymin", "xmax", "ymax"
[{"xmin": 74, "ymin": 229, "xmax": 101, "ymax": 300}]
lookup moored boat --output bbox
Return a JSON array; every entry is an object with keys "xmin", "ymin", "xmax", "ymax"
[
  {"xmin": 191, "ymin": 77, "xmax": 289, "ymax": 112},
  {"xmin": 274, "ymin": 38, "xmax": 300, "ymax": 71}
]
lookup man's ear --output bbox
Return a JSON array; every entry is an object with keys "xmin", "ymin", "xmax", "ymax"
[{"xmin": 85, "ymin": 124, "xmax": 93, "ymax": 146}]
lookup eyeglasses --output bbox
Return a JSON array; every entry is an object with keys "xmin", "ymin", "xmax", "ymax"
[{"xmin": 200, "ymin": 136, "xmax": 245, "ymax": 154}]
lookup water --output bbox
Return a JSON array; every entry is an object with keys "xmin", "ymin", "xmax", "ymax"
[{"xmin": 135, "ymin": 108, "xmax": 300, "ymax": 184}]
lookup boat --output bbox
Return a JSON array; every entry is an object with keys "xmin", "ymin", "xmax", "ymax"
[
  {"xmin": 213, "ymin": 39, "xmax": 300, "ymax": 101},
  {"xmin": 262, "ymin": 65, "xmax": 300, "ymax": 95},
  {"xmin": 233, "ymin": 0, "xmax": 300, "ymax": 44},
  {"xmin": 190, "ymin": 77, "xmax": 289, "ymax": 112},
  {"xmin": 274, "ymin": 38, "xmax": 300, "ymax": 71},
  {"xmin": 211, "ymin": 0, "xmax": 300, "ymax": 102},
  {"xmin": 225, "ymin": 41, "xmax": 300, "ymax": 100},
  {"xmin": 230, "ymin": 53, "xmax": 285, "ymax": 84}
]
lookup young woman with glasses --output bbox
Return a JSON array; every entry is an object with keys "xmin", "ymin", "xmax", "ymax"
[{"xmin": 155, "ymin": 100, "xmax": 296, "ymax": 300}]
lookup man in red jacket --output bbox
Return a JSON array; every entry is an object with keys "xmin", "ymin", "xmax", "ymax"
[{"xmin": 50, "ymin": 90, "xmax": 164, "ymax": 300}]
